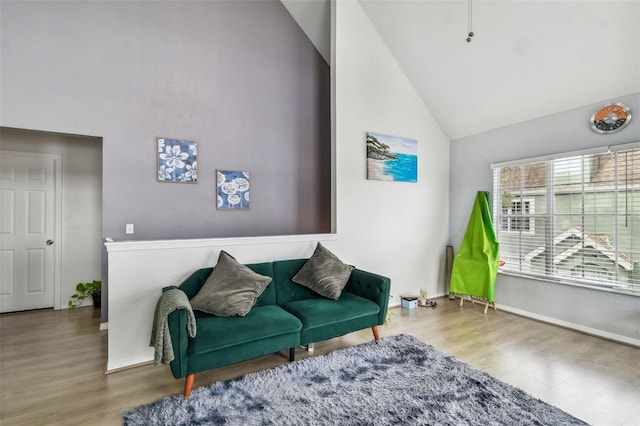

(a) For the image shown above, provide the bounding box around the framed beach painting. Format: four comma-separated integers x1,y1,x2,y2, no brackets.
217,170,250,210
157,138,198,183
366,132,417,182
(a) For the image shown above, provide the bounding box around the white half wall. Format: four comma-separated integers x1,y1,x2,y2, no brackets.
105,235,334,371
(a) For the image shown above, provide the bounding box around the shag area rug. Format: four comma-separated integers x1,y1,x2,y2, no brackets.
124,334,587,425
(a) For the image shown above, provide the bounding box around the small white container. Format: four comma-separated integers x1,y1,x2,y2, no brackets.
401,297,417,309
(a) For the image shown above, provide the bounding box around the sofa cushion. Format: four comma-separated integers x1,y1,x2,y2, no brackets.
190,251,271,316
178,267,214,300
188,305,302,355
179,262,276,306
281,293,381,345
292,243,354,300
280,292,379,332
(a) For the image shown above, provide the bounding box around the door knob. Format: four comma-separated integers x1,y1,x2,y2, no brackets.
46,240,54,245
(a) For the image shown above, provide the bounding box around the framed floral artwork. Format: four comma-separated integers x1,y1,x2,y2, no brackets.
157,138,198,183
217,170,250,210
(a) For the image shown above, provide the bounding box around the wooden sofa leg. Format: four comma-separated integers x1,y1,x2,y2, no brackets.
184,374,195,399
372,326,380,342
289,347,295,362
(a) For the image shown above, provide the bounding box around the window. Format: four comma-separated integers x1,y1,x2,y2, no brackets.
491,145,640,292
501,198,534,233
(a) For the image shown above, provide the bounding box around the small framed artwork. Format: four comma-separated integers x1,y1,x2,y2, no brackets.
157,137,198,183
217,170,250,210
366,131,417,182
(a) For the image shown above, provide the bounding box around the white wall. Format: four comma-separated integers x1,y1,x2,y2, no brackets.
329,0,450,303
0,128,103,309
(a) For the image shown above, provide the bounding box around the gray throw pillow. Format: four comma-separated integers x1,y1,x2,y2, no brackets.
190,251,271,316
292,243,354,300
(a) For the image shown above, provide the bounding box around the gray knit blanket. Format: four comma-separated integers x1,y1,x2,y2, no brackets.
150,288,197,365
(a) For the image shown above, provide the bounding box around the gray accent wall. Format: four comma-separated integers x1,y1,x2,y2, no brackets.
1,0,331,242
450,92,640,342
1,0,330,323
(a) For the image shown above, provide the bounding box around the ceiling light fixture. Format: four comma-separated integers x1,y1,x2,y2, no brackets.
466,0,475,42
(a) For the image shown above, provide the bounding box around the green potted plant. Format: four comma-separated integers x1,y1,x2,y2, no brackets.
68,280,102,308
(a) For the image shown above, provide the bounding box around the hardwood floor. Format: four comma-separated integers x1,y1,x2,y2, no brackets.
1,299,638,425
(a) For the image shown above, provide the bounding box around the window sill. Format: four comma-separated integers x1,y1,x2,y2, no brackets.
497,270,640,298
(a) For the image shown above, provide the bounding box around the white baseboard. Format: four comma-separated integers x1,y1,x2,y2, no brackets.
496,304,640,348
99,322,108,331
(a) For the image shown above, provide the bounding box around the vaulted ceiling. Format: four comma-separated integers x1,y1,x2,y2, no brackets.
283,0,640,141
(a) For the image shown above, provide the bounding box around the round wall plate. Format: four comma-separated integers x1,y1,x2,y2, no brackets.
590,103,632,134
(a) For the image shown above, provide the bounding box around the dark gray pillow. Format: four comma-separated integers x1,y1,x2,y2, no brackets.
292,243,354,300
190,251,271,316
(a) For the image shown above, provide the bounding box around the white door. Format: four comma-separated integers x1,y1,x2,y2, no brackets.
0,153,56,312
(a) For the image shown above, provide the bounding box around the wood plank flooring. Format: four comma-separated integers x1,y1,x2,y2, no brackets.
1,298,638,425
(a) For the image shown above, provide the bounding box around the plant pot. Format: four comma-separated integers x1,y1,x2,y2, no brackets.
93,291,102,308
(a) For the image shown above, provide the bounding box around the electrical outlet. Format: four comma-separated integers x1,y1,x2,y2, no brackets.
126,224,134,234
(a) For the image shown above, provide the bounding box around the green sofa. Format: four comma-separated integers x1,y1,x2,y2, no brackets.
166,258,390,397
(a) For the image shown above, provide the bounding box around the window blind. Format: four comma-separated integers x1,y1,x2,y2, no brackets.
492,146,639,292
